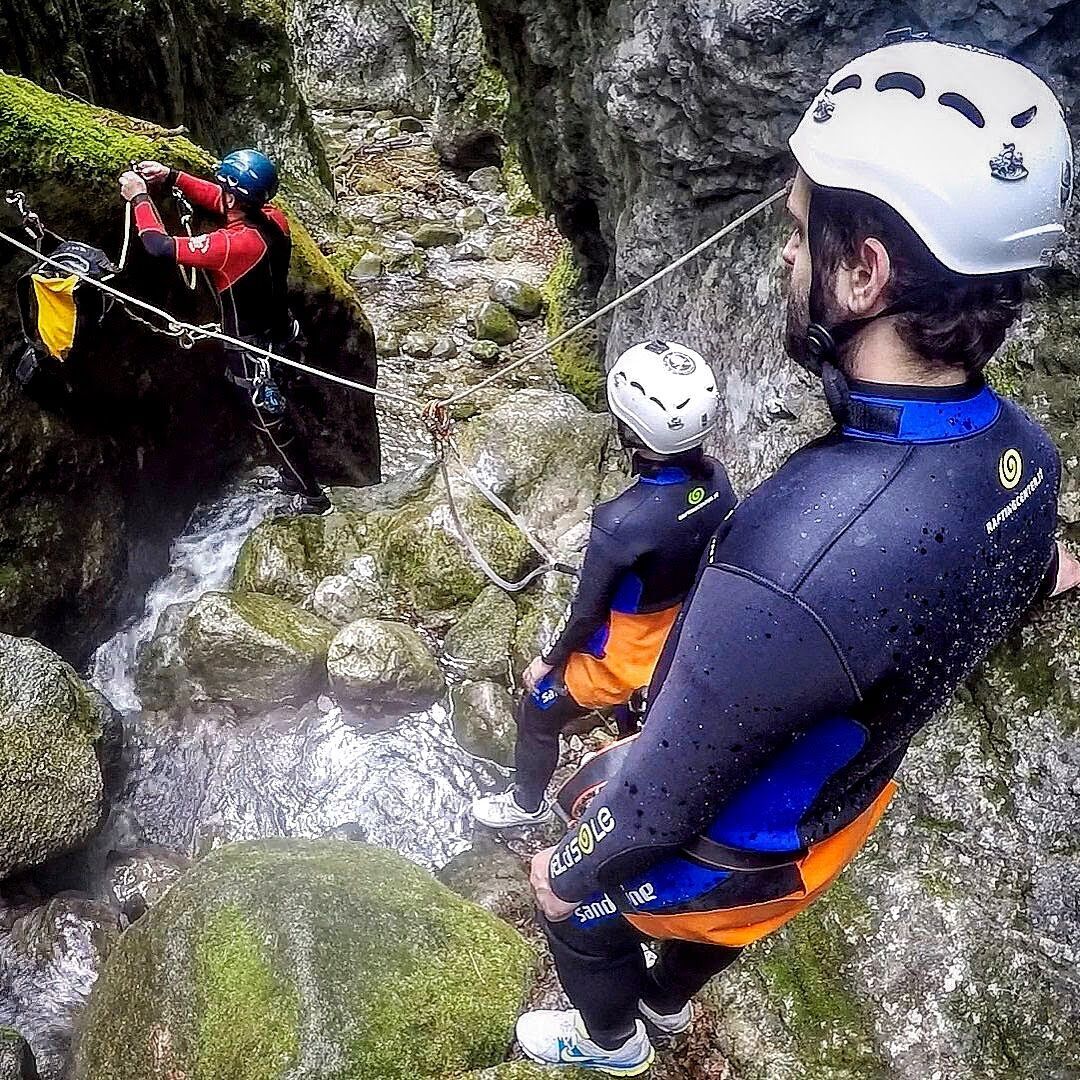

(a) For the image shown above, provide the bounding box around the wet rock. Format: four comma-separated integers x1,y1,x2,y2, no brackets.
474,302,520,345
311,560,388,627
402,331,439,358
327,619,446,716
439,831,533,927
490,278,545,320
456,205,488,232
444,585,517,681
374,109,395,122
0,895,120,1078
0,635,113,879
450,681,516,765
71,839,535,1080
134,601,196,712
414,222,464,249
489,236,515,261
349,251,383,280
0,1029,35,1080
400,116,425,133
376,331,402,357
452,240,489,261
513,574,577,672
178,592,335,709
106,847,190,923
431,337,460,361
469,340,502,365
468,166,504,193
454,389,612,551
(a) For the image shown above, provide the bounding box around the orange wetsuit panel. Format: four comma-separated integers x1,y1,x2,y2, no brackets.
563,605,680,709
624,780,897,947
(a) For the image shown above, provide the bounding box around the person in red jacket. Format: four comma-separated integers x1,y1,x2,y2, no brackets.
118,150,330,515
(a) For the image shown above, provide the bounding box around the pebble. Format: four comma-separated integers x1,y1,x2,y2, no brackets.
375,109,395,121
402,331,438,359
350,252,383,281
468,166,504,193
431,337,459,360
469,340,501,364
455,206,487,232
489,236,515,261
451,241,487,262
374,126,393,141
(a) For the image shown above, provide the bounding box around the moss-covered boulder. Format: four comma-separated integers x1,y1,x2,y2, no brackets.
72,839,536,1080
490,278,545,320
0,634,114,878
0,75,376,663
178,592,335,708
327,619,446,716
451,681,517,765
311,557,390,626
475,302,521,345
444,585,517,681
0,1027,35,1080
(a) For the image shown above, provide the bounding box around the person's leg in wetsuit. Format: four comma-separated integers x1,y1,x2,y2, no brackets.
226,349,329,513
539,911,741,1048
513,688,593,813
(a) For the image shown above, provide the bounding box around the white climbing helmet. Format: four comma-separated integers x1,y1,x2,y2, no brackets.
607,341,719,455
789,36,1073,275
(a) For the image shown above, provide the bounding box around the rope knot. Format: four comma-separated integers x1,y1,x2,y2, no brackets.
422,401,453,447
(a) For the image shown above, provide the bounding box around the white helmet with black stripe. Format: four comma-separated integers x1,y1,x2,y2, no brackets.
607,341,719,455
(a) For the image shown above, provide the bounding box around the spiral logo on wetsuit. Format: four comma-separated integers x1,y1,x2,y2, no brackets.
998,449,1024,491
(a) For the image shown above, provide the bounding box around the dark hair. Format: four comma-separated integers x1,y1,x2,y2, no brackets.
810,185,1024,375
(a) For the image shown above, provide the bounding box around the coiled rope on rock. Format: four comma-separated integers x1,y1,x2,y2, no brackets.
0,185,787,592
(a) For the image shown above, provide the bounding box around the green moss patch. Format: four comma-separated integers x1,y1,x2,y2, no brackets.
542,245,605,411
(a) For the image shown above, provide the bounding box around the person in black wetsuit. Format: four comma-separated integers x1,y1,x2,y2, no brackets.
118,150,331,515
472,340,736,829
515,36,1080,1075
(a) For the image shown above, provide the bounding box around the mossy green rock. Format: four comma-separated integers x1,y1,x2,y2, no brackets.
327,619,446,715
179,592,334,708
0,634,112,878
444,585,517,681
490,279,545,320
451,681,517,765
0,1026,35,1079
475,302,521,345
72,839,536,1080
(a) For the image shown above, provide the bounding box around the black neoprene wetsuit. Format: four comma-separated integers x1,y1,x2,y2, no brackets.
512,451,735,810
547,379,1061,913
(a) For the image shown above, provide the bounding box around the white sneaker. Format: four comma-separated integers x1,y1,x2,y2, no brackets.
516,1009,654,1075
638,998,693,1039
471,790,553,829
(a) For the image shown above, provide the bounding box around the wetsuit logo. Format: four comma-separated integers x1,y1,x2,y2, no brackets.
688,486,706,507
998,449,1023,490
187,234,212,254
662,350,697,375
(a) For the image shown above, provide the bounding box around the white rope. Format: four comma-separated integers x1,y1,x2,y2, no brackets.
437,186,789,408
0,225,424,408
116,201,133,273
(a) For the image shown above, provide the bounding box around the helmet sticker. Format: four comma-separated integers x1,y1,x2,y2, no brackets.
812,93,835,123
668,416,685,430
662,350,697,375
990,143,1029,182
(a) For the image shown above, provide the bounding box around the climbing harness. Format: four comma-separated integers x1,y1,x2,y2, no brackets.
0,183,786,591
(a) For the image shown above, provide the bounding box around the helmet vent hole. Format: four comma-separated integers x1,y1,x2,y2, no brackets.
1012,105,1038,128
649,396,667,410
875,72,926,99
630,380,647,395
674,398,691,410
939,93,985,128
831,74,862,94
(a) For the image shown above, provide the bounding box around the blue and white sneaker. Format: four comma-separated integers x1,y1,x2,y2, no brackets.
516,1009,654,1075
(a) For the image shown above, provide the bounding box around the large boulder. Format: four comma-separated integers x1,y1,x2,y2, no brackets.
0,76,377,664
443,585,518,681
178,592,335,708
0,635,115,878
71,839,536,1080
327,619,446,715
450,680,517,765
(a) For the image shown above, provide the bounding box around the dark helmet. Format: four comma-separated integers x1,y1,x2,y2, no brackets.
215,149,279,206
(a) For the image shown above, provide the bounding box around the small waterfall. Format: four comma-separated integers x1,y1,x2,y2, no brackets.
88,470,285,712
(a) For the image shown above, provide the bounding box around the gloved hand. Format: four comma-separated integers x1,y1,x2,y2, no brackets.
135,161,171,184
119,171,148,201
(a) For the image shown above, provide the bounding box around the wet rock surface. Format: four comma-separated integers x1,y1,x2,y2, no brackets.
0,636,114,879
0,1029,35,1080
451,680,517,765
444,585,518,681
72,839,535,1080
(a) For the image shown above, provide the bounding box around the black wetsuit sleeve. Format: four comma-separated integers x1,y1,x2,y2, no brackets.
1034,544,1060,602
542,521,635,667
546,564,861,903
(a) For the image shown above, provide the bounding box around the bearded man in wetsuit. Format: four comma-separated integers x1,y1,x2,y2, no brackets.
472,341,736,829
118,151,331,515
514,36,1080,1075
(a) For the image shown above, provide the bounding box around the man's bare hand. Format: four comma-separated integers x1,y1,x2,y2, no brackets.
530,846,576,922
523,656,554,694
1053,541,1080,597
135,161,171,184
119,171,147,201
